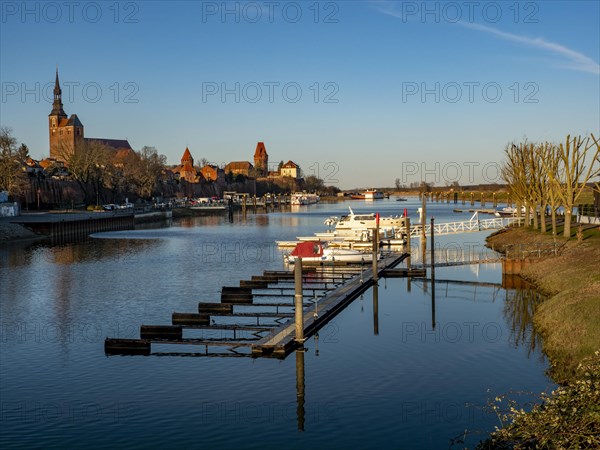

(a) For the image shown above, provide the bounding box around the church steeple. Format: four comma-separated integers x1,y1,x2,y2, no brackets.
49,67,67,118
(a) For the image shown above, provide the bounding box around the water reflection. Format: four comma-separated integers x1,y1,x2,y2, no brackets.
503,284,544,357
0,200,552,450
296,349,306,431
373,282,379,335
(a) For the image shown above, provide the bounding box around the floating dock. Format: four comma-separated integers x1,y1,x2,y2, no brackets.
105,253,415,358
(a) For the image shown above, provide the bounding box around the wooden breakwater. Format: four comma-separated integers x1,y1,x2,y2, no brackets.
105,253,416,358
10,211,134,242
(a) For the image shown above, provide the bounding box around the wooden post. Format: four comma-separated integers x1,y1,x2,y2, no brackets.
372,224,379,283
421,192,427,242
405,217,411,270
480,192,485,206
430,217,435,273
294,259,304,343
471,192,475,206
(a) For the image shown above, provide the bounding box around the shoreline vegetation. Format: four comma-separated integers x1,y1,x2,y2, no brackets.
481,224,600,448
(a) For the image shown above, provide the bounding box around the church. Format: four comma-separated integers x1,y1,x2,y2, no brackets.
48,69,133,162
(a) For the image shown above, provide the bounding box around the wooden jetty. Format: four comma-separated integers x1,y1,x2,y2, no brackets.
105,253,411,358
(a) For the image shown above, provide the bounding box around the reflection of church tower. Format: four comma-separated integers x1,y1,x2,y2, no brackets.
49,68,84,162
253,141,268,176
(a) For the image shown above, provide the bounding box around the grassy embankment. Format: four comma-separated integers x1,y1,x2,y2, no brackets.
487,223,600,382
480,219,599,448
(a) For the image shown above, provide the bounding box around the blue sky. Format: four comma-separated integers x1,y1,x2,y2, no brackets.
1,1,599,189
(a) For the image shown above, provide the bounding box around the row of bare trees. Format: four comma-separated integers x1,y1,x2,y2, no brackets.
502,134,599,237
0,127,168,205
58,140,167,205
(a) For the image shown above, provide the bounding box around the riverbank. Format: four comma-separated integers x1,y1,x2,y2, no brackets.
0,218,43,243
482,224,599,448
486,224,600,382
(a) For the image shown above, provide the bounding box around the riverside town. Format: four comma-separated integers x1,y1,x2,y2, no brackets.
1,2,599,449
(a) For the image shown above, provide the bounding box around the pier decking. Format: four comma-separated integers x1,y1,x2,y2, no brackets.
105,253,413,358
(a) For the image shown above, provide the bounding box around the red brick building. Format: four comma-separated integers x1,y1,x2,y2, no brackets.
48,69,132,162
253,142,268,176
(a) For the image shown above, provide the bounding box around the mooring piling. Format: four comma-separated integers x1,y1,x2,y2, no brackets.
294,258,305,343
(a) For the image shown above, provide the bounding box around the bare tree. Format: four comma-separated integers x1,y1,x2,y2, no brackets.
502,143,530,224
549,134,600,237
60,139,112,205
540,142,562,237
135,146,166,199
0,127,28,197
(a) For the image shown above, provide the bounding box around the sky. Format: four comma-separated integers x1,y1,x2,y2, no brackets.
1,0,599,189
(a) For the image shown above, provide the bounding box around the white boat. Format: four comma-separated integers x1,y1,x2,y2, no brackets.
328,207,406,235
284,241,374,264
495,206,525,217
351,189,385,200
291,192,320,205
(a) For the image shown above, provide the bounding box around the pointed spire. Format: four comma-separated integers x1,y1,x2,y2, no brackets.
181,147,194,166
54,66,60,92
49,66,67,118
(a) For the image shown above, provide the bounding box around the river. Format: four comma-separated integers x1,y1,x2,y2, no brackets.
0,198,553,449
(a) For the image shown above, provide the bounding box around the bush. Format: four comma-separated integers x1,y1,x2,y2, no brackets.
479,351,600,449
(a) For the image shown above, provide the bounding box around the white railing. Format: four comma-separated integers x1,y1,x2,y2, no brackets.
407,217,525,237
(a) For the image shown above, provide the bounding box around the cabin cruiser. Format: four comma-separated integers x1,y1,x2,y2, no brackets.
351,189,385,200
326,207,406,235
495,206,526,217
284,241,375,264
291,192,320,205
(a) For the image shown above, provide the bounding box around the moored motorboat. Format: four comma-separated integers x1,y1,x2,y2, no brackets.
291,192,320,205
494,206,525,217
327,207,406,235
284,241,375,264
351,189,385,200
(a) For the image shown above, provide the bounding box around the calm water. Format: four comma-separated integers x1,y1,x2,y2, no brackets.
0,199,553,449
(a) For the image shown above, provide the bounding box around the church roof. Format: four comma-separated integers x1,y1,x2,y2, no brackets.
182,147,193,162
254,142,267,157
66,114,83,127
225,161,253,171
85,138,133,151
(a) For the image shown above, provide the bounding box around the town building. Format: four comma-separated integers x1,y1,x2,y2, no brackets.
280,160,301,179
253,142,268,176
172,147,203,183
48,68,132,163
224,161,253,177
200,164,223,181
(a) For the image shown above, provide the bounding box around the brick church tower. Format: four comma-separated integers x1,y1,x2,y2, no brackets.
253,142,268,176
49,68,84,162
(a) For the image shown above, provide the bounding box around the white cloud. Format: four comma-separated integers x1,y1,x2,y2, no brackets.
458,22,600,75
371,1,600,75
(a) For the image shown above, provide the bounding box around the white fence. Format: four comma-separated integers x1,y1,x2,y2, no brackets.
408,216,525,237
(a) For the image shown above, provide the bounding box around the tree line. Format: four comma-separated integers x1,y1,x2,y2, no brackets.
0,126,167,205
502,134,599,237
